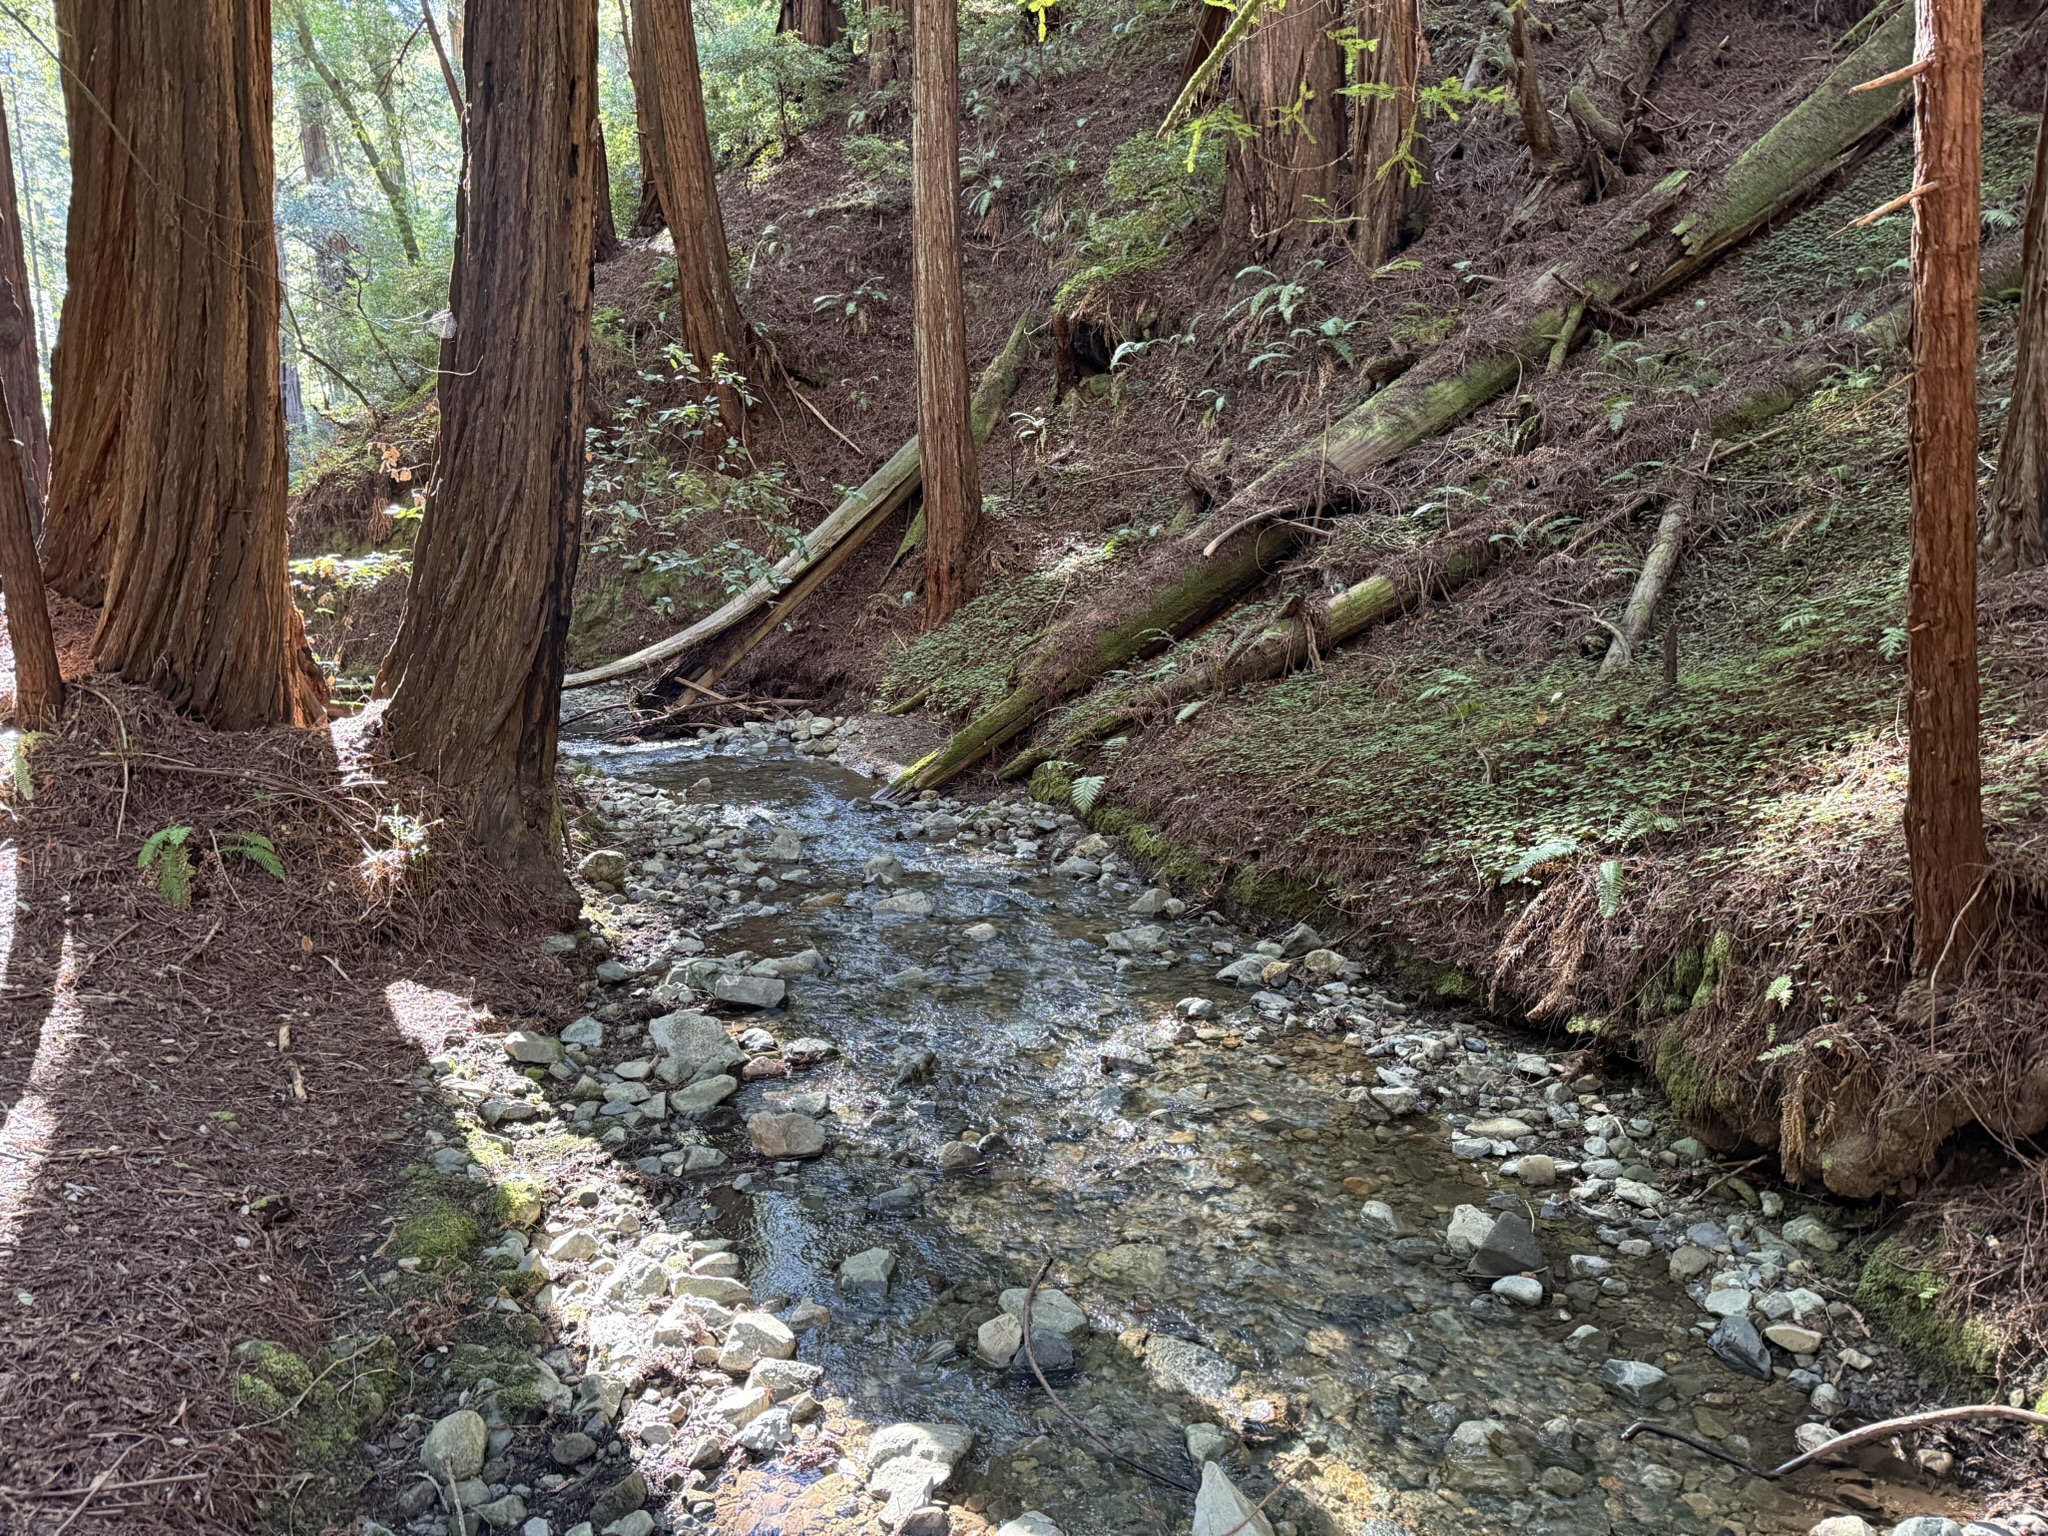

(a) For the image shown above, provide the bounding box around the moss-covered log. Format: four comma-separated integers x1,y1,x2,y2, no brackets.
1224,5,1915,519
892,523,1303,793
563,310,1032,692
1003,526,1503,777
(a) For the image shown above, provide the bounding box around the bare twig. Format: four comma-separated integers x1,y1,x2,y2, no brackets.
1624,1403,2048,1480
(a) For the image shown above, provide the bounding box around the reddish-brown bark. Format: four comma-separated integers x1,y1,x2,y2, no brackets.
1348,0,1425,264
0,102,45,506
631,0,749,431
869,0,911,90
1905,0,1988,970
0,278,57,728
83,0,326,730
378,0,597,885
779,0,846,46
41,0,130,604
593,110,621,262
1987,90,2048,573
911,0,978,626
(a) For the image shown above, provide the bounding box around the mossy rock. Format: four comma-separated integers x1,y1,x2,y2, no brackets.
233,1335,402,1478
492,1177,546,1230
1030,759,1077,806
1856,1236,2001,1384
392,1183,484,1269
443,1342,569,1420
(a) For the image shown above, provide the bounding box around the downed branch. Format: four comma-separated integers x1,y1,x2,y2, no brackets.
562,309,1034,692
891,521,1304,794
1005,522,1504,779
1623,1404,2048,1481
1222,4,1914,520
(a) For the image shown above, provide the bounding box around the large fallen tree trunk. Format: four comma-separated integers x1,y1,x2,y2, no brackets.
1222,4,1914,520
891,521,1304,793
562,310,1031,692
1000,523,1505,780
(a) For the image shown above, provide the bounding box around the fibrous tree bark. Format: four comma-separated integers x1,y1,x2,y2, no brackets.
869,0,910,90
911,0,979,627
631,0,749,428
592,109,621,261
1904,0,1987,971
1986,88,2048,573
1507,0,1564,174
0,97,47,504
379,0,597,883
41,0,131,605
779,0,846,46
79,0,326,730
1348,0,1426,264
0,143,56,730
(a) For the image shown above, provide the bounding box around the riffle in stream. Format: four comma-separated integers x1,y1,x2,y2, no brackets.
431,719,1949,1536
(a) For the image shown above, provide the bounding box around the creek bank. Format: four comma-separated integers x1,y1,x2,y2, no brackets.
335,715,2034,1536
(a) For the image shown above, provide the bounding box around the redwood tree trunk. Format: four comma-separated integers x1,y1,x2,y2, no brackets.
1905,0,1988,970
912,0,978,625
85,0,326,730
1348,0,1425,265
41,0,129,604
0,272,58,729
631,0,748,427
1987,91,2048,573
0,102,46,506
869,0,910,90
378,0,597,884
779,0,846,46
1224,0,1346,258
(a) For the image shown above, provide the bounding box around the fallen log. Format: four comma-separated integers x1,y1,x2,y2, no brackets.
1222,5,1915,520
999,524,1505,779
562,309,1034,692
890,521,1304,794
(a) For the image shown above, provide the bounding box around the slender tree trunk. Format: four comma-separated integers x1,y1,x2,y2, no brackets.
378,0,596,884
0,99,47,506
869,0,910,90
1177,0,1230,94
1224,0,1346,258
912,0,978,626
592,112,621,261
618,0,666,235
779,0,846,46
631,0,748,428
422,0,466,120
85,0,326,729
0,260,57,728
1348,0,1425,264
1508,0,1564,173
41,0,131,604
1987,91,2048,572
289,2,423,263
1905,0,1988,971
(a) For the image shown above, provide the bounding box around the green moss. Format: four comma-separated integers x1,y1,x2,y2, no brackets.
1030,759,1077,806
880,573,1075,718
492,1177,546,1230
233,1336,402,1478
1691,931,1735,1009
232,1339,315,1417
444,1342,563,1420
391,1176,487,1268
1857,1237,2001,1384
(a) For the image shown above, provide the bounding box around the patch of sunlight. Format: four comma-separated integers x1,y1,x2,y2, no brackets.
0,929,81,1260
384,979,476,1057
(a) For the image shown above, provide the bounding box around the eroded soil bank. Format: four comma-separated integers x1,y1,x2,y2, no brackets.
320,715,2043,1536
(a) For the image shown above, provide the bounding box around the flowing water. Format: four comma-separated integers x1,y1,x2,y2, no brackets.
544,722,1924,1536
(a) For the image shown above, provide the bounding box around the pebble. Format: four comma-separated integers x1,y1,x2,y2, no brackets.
1764,1323,1825,1354
996,1515,1066,1536
1193,1461,1275,1536
936,1140,982,1172
421,1409,488,1481
1445,1205,1495,1256
1593,1359,1670,1407
1806,1522,1876,1536
1513,1153,1558,1186
747,1111,827,1158
1708,1315,1773,1381
977,1313,1024,1366
1144,1334,1239,1399
1887,1522,1964,1536
718,1310,797,1372
999,1286,1088,1339
1782,1214,1841,1252
549,1432,597,1466
1492,1274,1544,1306
839,1247,898,1296
866,1423,974,1524
502,1031,563,1065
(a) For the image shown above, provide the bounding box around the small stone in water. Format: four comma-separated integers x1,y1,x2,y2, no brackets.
1593,1359,1670,1407
1491,1274,1544,1306
839,1247,898,1297
1445,1205,1495,1257
936,1140,981,1173
1513,1154,1557,1186
1765,1323,1824,1354
976,1313,1023,1366
748,1111,827,1158
1708,1315,1773,1381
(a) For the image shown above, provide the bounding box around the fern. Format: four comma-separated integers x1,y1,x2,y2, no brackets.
1764,974,1794,1008
219,832,285,880
1500,835,1581,885
1596,859,1626,919
139,826,195,909
1071,774,1106,814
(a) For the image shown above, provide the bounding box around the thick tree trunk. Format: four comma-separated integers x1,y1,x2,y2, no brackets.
1508,0,1565,175
592,111,621,262
1904,0,1987,971
912,0,979,627
779,0,846,46
0,277,57,728
632,0,748,428
869,0,911,90
1224,0,1347,258
1348,0,1425,265
84,0,325,730
379,0,597,883
0,100,47,505
1223,5,1915,518
1986,93,2048,573
41,0,131,605
289,2,423,263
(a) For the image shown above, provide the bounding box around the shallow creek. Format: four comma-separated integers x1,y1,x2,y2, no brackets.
526,723,1938,1536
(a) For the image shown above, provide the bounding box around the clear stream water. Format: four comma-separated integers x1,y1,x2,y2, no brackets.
550,726,1930,1536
